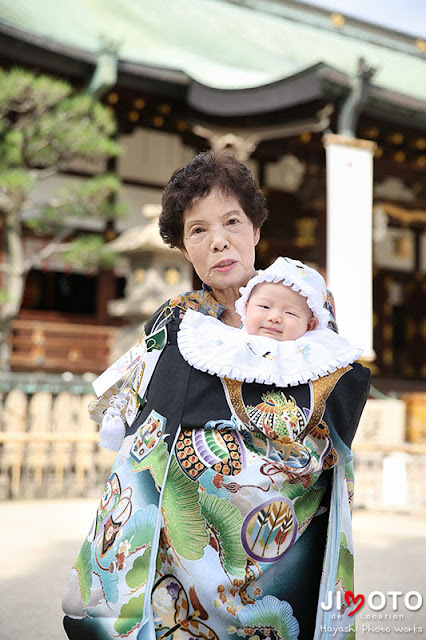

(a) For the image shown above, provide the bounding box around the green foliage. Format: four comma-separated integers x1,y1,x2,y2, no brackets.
0,66,125,283
0,67,121,169
0,68,72,122
62,235,119,270
0,169,36,213
25,174,125,233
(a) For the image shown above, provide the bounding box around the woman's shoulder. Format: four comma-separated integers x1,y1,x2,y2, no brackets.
144,287,225,335
347,361,372,388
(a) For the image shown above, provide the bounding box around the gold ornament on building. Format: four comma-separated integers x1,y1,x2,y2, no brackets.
330,12,345,28
388,132,404,145
383,323,393,341
133,98,146,109
363,127,379,139
405,318,417,341
294,217,317,248
393,150,406,163
383,301,392,317
382,348,393,366
128,111,140,122
299,132,311,143
152,116,165,128
164,267,181,286
414,138,426,150
158,103,171,115
415,38,426,52
107,92,119,104
379,202,426,225
134,269,146,284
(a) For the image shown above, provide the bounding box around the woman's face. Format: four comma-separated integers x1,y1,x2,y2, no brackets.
182,188,260,298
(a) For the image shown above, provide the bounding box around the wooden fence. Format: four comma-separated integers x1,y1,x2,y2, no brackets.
0,388,115,499
1,385,426,509
10,319,118,374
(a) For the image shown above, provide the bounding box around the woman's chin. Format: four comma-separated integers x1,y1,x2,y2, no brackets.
208,269,251,295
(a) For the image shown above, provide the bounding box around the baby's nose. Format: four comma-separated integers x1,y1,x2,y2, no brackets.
268,310,282,323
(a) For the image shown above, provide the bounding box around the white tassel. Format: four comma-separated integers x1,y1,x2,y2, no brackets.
99,395,127,451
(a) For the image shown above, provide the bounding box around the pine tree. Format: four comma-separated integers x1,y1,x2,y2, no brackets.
0,67,124,370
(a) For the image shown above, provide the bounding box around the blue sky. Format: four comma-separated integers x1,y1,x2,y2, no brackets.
301,0,426,38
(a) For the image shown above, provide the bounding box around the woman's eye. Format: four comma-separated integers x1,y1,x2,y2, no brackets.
192,227,204,234
227,218,239,225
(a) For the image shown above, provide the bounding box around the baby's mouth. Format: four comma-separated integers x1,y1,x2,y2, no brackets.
261,326,281,334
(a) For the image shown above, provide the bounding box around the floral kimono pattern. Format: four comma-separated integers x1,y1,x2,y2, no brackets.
63,291,370,640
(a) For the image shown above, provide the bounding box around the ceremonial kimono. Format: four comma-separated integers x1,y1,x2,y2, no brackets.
63,289,370,640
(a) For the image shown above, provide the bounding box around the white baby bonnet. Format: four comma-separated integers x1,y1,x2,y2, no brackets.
235,256,330,330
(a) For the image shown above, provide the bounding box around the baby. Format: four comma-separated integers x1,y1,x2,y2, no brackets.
243,280,318,341
235,255,331,341
178,256,362,389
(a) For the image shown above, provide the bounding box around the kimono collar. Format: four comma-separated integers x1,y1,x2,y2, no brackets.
177,309,363,388
168,286,226,320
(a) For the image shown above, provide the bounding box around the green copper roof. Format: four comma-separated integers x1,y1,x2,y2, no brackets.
0,0,425,102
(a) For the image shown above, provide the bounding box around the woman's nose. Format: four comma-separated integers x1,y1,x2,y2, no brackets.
210,228,230,252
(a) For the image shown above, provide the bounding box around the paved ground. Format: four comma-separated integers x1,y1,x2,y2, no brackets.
2,500,426,640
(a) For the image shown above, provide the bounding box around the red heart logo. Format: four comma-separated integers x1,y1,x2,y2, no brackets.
345,590,365,616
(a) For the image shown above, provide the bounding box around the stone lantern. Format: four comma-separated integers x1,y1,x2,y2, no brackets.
107,204,193,358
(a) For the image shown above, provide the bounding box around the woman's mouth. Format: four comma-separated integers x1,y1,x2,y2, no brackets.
213,259,236,272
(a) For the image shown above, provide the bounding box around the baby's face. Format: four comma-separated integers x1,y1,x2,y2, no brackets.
244,281,318,341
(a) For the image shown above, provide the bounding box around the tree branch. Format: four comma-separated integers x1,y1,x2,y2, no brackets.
22,228,73,272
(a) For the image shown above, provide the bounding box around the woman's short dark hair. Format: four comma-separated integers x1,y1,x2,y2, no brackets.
159,150,269,248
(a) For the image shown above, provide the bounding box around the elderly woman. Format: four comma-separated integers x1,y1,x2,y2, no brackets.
63,151,370,640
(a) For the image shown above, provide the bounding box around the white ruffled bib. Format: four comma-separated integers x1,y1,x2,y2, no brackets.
177,309,363,387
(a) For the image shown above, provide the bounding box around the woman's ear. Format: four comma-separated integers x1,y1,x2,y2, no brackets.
307,316,319,332
254,227,260,246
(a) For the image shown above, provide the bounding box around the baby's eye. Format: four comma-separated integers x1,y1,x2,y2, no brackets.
259,304,270,309
286,311,297,317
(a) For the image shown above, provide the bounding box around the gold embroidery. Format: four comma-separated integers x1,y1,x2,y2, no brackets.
222,377,251,426
303,366,352,436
